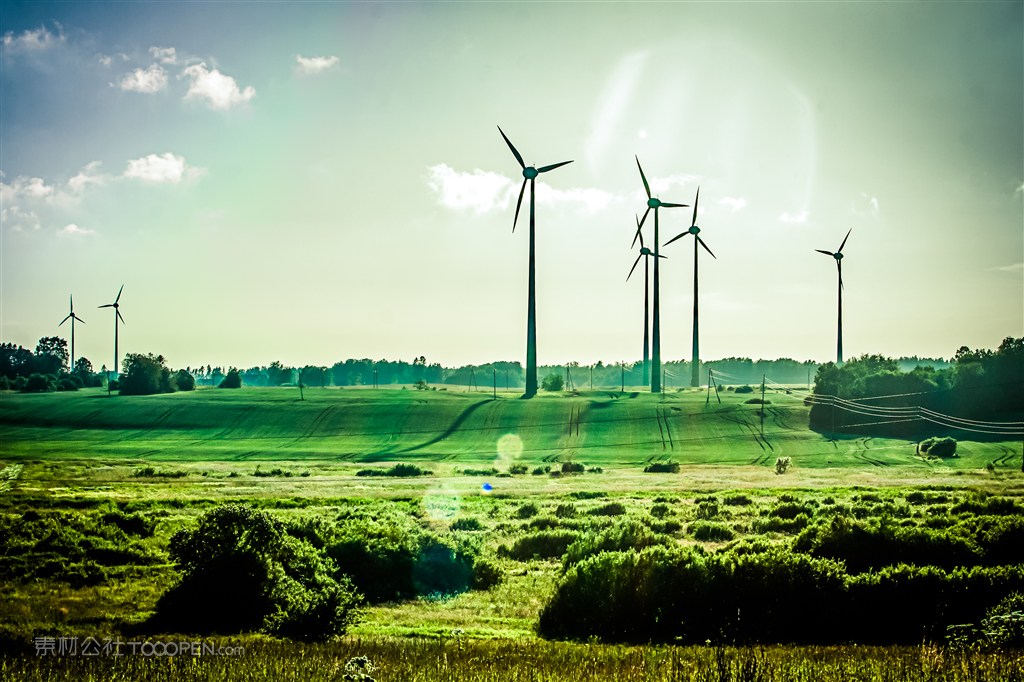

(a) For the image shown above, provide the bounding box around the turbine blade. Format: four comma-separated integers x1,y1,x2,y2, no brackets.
497,126,525,169
838,228,852,253
626,254,642,281
638,207,650,231
632,215,644,249
75,315,85,324
537,160,573,173
117,310,125,324
657,253,667,259
691,186,700,227
636,156,651,198
663,231,690,247
98,304,114,309
70,294,74,312
698,236,717,259
838,261,844,290
815,249,834,257
513,179,527,232
115,284,124,304
59,314,71,326
659,202,688,208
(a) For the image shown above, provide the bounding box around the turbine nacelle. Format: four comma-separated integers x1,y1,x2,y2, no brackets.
523,167,538,180
647,197,661,209
834,252,844,261
689,225,700,235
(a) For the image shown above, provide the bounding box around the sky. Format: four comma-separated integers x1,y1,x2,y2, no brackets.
1,1,1021,372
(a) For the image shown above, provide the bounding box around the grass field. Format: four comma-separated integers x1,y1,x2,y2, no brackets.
1,387,1022,680
1,386,1020,472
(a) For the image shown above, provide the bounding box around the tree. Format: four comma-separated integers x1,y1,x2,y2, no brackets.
0,343,33,379
541,373,564,392
34,336,68,376
120,353,175,396
267,361,293,386
175,369,196,391
219,368,242,389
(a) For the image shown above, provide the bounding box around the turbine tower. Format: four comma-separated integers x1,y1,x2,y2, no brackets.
816,229,852,364
498,126,573,398
664,187,717,387
635,157,688,393
98,285,125,376
629,214,664,387
58,294,85,371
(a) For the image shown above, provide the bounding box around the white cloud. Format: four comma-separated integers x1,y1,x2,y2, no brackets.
718,197,748,212
1015,182,1024,197
427,164,512,213
296,54,340,75
149,46,177,64
427,163,617,215
60,223,94,236
2,176,54,200
647,173,698,197
181,63,255,110
98,55,112,67
118,64,168,93
124,153,204,184
1,206,42,232
67,161,107,194
2,25,63,52
778,210,809,224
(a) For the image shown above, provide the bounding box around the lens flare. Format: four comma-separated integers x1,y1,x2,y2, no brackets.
423,486,461,521
494,433,524,470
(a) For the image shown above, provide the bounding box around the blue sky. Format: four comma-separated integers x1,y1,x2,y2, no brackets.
2,1,1021,371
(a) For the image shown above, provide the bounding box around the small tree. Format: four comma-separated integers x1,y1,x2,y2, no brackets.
175,369,196,391
541,373,564,392
120,353,175,396
775,457,792,475
219,368,242,389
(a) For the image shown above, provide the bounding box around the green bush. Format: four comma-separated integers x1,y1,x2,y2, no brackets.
355,463,433,478
554,503,578,518
515,502,540,519
588,502,626,517
153,504,361,641
175,369,196,391
644,461,680,473
563,521,671,569
723,494,753,506
499,531,581,561
919,436,957,457
450,517,484,532
22,373,56,393
690,522,734,542
219,369,242,388
541,373,564,392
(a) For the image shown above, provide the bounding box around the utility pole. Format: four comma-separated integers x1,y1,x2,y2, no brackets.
299,369,304,401
621,363,625,393
760,374,766,438
373,369,378,390
590,364,593,391
493,368,497,399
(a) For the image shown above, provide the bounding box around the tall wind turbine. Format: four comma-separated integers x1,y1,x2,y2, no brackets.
635,157,688,393
816,228,852,364
498,126,573,398
628,214,664,387
58,295,85,371
98,285,125,376
664,187,716,387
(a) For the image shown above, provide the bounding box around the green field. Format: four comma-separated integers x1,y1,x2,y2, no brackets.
1,386,1020,472
2,387,1023,681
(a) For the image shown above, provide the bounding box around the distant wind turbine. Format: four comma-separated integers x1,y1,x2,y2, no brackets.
627,214,665,387
816,228,852,364
58,294,85,371
635,157,688,393
98,285,125,376
664,187,717,387
498,125,573,398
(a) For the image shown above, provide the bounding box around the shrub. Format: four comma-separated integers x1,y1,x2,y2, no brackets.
499,530,581,561
650,503,671,519
735,385,754,393
153,504,361,641
531,466,551,475
563,520,671,569
644,461,679,473
774,457,791,474
695,501,719,520
541,373,564,392
560,461,585,474
690,522,735,542
355,464,432,478
554,503,578,518
723,494,753,506
22,373,56,393
515,502,540,519
920,437,957,458
57,375,81,391
219,369,242,388
588,502,626,517
508,464,528,475
450,517,483,532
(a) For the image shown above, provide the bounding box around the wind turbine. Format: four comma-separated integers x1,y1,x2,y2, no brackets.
816,229,852,364
627,214,665,387
498,125,573,398
58,295,85,372
98,285,125,376
635,157,688,393
664,187,716,387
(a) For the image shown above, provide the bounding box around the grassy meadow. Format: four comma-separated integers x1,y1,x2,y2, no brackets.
1,386,1022,680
